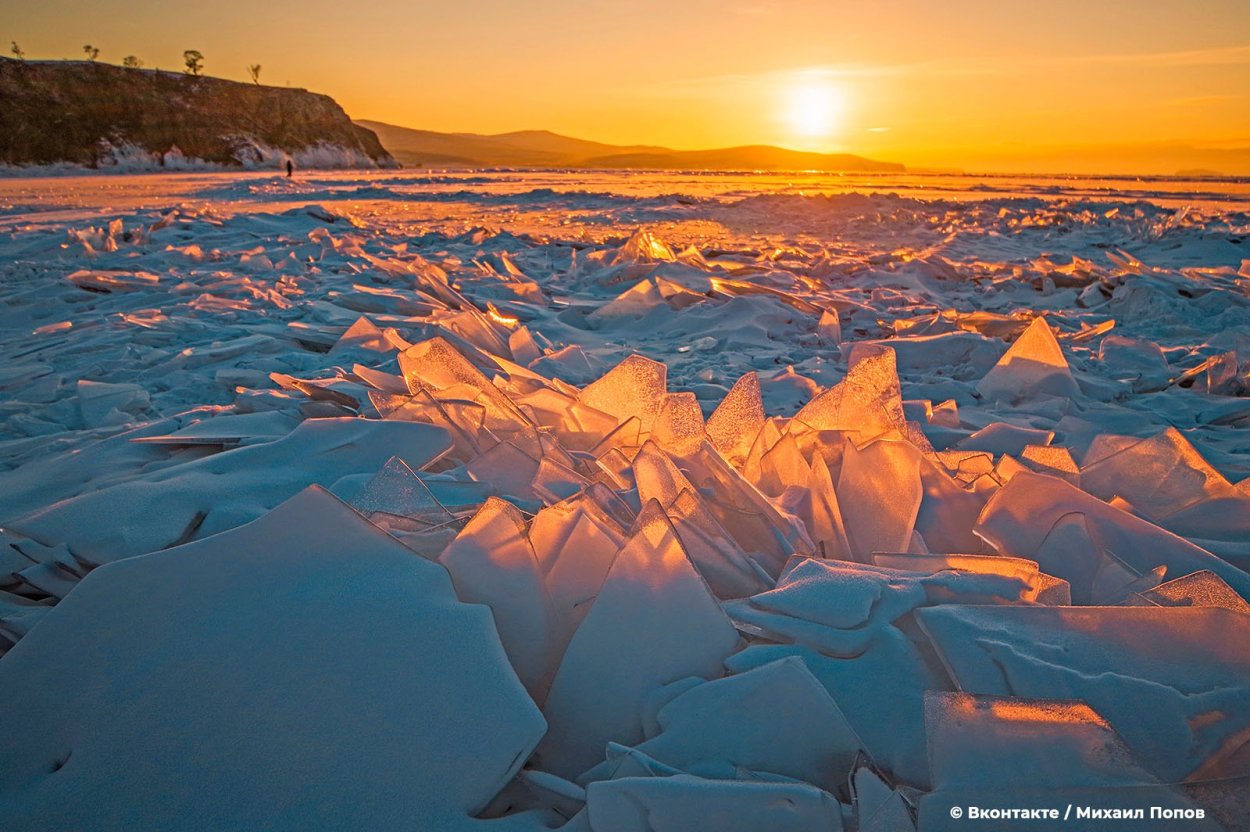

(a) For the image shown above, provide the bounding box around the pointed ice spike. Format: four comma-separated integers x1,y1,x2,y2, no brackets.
914,452,995,554
667,489,769,599
683,439,814,569
508,325,543,367
611,228,677,265
756,432,811,498
536,499,739,778
650,392,707,457
398,336,538,450
440,497,559,704
793,348,905,442
532,499,627,645
578,354,667,433
836,438,923,562
817,308,842,344
975,316,1079,401
1081,427,1233,522
705,371,765,466
798,452,853,560
1131,570,1250,613
586,278,668,327
976,471,1250,602
463,440,541,499
330,316,391,356
632,440,697,510
741,417,783,484
351,456,454,523
531,456,591,505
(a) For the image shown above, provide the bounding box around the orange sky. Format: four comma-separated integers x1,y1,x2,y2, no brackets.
6,0,1250,174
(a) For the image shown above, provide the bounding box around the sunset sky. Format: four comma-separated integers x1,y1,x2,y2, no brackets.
6,0,1250,173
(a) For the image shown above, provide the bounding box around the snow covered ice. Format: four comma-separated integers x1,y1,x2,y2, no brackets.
1,169,1250,830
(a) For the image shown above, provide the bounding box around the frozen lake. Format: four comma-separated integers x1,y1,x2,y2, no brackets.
0,168,1248,829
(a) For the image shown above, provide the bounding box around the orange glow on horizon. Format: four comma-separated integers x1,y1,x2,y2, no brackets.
6,0,1250,174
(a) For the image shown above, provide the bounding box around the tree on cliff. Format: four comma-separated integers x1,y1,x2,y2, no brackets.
123,56,144,69
183,50,204,76
83,45,100,62
248,64,262,85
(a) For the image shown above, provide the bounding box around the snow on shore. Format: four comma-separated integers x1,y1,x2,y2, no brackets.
0,140,387,177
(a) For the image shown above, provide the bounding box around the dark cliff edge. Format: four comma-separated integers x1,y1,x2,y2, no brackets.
0,58,394,169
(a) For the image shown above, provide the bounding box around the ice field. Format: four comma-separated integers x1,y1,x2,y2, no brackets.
1,169,1249,830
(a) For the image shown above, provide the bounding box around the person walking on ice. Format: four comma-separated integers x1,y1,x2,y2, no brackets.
285,158,294,178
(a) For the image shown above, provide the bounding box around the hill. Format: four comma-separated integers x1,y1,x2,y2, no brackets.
357,120,902,172
0,58,393,169
356,121,666,168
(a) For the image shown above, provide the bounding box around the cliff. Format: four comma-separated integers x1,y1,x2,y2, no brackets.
0,58,393,169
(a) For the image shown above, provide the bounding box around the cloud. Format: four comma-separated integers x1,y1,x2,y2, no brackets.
1061,44,1250,69
914,44,1250,78
1158,94,1243,109
637,43,1250,95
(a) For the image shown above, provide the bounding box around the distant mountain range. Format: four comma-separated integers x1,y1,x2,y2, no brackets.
357,120,904,172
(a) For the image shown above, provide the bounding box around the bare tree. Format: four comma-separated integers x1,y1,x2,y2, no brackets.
183,49,204,76
123,55,143,69
10,41,24,61
83,44,100,62
248,64,261,85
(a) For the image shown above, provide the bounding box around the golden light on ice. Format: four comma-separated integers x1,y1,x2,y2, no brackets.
782,78,846,142
487,303,520,328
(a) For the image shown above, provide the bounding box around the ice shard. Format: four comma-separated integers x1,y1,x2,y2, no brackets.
5,419,453,562
836,438,923,561
975,316,1079,401
917,692,1218,832
578,354,668,433
650,392,708,458
440,498,558,702
793,349,906,442
1081,427,1243,525
536,501,740,778
627,657,860,791
0,487,545,831
705,371,765,467
916,605,1250,783
531,497,627,647
976,470,1250,601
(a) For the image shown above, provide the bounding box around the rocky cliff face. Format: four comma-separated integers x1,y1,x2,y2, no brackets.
0,58,394,169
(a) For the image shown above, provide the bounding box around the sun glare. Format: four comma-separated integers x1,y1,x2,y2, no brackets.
782,78,846,143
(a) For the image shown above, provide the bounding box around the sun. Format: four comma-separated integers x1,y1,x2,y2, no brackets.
782,79,846,143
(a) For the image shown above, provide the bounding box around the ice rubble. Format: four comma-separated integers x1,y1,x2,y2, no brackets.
917,693,1221,831
1,173,1250,829
6,418,453,563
